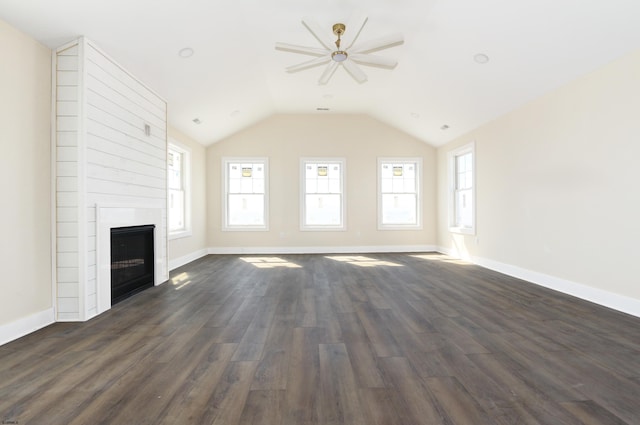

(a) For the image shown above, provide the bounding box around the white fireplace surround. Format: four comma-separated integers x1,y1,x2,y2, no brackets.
96,204,167,314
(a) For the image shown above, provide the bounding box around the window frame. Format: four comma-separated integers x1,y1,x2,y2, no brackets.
448,142,476,235
377,157,423,230
300,157,346,231
222,157,269,231
167,140,192,240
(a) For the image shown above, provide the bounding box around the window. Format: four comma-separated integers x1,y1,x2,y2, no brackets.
378,158,422,229
448,142,475,234
168,141,191,239
223,158,268,230
301,158,345,230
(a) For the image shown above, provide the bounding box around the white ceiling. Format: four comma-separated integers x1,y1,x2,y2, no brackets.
2,0,639,147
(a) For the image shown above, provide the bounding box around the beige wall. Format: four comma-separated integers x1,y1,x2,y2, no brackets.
168,127,208,263
0,19,52,326
437,49,640,302
206,114,436,250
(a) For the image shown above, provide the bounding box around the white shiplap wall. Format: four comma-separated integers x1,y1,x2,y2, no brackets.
54,38,167,321
55,42,81,321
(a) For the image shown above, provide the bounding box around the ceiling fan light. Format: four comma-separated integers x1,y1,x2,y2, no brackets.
331,51,348,62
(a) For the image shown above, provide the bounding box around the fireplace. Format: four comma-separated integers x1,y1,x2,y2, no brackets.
96,205,166,316
111,225,155,305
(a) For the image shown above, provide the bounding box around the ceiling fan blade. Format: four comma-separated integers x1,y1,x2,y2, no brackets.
302,16,337,50
349,53,397,69
319,61,339,85
342,60,368,84
350,33,404,54
286,56,331,73
341,13,368,50
275,42,328,56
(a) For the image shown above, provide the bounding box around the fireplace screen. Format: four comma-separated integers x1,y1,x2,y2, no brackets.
110,225,155,305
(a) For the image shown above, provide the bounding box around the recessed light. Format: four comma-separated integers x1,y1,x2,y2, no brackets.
316,107,330,111
474,53,489,64
178,47,194,58
440,124,449,130
192,118,201,124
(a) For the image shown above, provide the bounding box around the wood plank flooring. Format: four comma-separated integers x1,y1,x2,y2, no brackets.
1,253,639,424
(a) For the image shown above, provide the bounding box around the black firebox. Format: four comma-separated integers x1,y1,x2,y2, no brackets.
110,225,155,305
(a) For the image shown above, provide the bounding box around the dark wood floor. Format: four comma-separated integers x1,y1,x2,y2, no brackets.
1,253,639,424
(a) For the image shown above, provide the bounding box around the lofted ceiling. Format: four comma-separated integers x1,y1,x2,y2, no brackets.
1,0,640,147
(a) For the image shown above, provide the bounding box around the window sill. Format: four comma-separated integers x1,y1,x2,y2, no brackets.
449,226,475,235
300,226,347,232
222,226,269,232
169,229,192,240
378,222,423,230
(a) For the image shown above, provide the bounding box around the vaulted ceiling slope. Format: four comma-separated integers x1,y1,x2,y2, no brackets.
2,0,639,147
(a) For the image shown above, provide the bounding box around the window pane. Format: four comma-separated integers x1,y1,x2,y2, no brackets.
228,194,265,226
229,164,242,179
404,179,416,193
168,150,182,190
252,163,264,179
228,162,266,195
456,189,473,228
404,164,415,179
381,163,393,179
316,178,329,193
305,164,316,179
328,178,340,193
306,178,318,193
391,178,404,193
253,178,264,193
328,164,340,178
228,178,241,193
169,189,184,231
305,194,341,226
381,178,393,193
239,177,253,193
382,194,417,225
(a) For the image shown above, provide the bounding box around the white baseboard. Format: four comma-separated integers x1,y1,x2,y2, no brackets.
207,245,437,255
437,246,640,318
168,248,209,271
0,308,55,347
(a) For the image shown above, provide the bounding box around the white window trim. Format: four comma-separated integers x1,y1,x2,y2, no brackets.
168,139,192,240
222,157,269,231
448,141,476,235
300,157,347,231
377,157,423,230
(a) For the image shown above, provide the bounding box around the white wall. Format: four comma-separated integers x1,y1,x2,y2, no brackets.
437,49,640,313
54,38,168,321
0,19,53,338
168,127,208,268
206,114,436,252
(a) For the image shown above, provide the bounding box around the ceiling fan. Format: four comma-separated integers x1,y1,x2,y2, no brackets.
275,15,404,85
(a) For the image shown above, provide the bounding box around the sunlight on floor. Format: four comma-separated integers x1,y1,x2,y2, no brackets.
240,257,302,268
171,272,192,290
325,255,403,267
410,254,472,266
